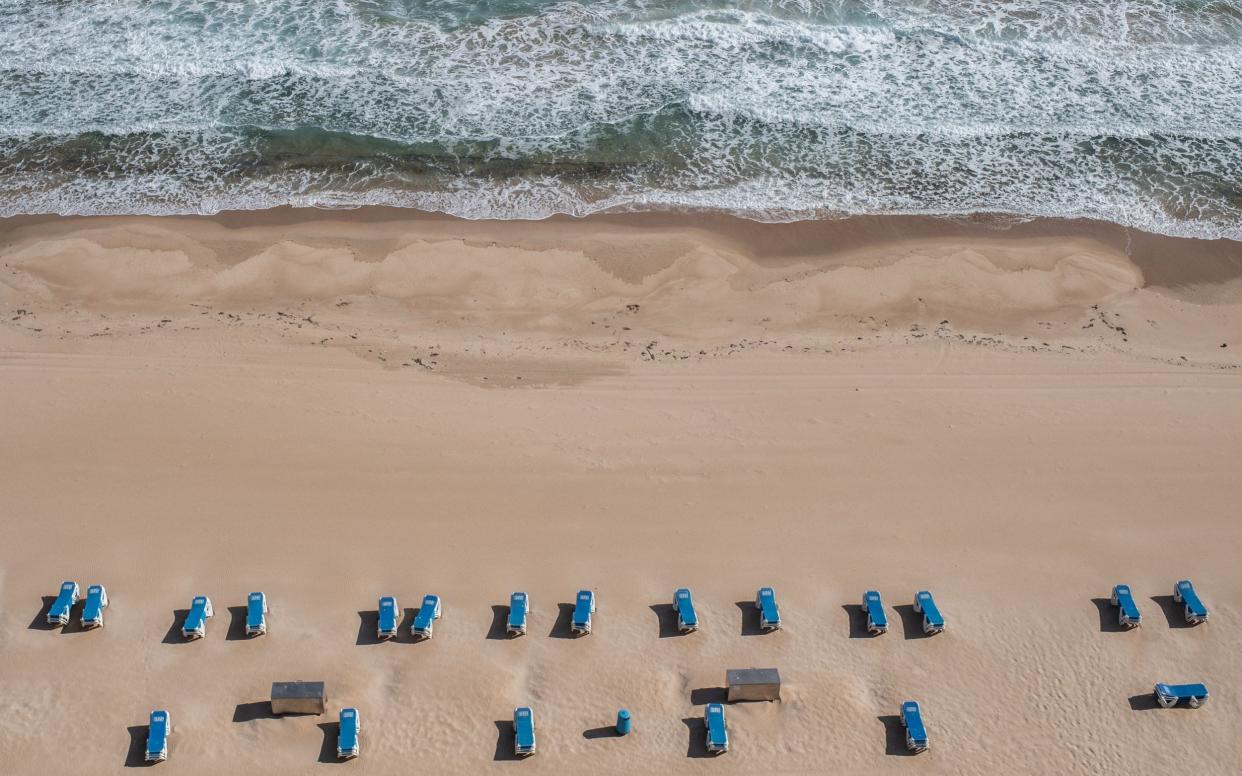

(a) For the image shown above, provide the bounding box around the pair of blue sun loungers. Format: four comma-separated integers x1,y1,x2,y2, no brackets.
178,592,268,639
144,706,363,762
507,590,594,637
46,581,108,629
860,590,945,636
1110,580,1209,628
376,594,443,640
672,587,783,633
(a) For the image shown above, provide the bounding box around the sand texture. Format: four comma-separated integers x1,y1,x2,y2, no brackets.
1,211,1240,775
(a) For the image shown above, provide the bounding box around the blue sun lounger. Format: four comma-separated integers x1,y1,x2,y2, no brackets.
1173,580,1208,625
145,710,171,762
901,700,929,752
47,581,79,627
81,584,108,629
1110,584,1141,629
914,590,944,635
674,588,699,633
245,592,268,636
705,702,729,754
571,590,595,636
181,595,213,640
1155,682,1209,708
412,594,442,639
514,706,536,756
507,592,529,637
337,707,360,759
377,596,399,640
862,590,888,635
756,587,781,631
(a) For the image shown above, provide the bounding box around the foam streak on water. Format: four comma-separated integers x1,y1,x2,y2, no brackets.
1,0,1241,238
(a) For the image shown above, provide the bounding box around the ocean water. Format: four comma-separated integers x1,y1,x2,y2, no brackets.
1,0,1241,238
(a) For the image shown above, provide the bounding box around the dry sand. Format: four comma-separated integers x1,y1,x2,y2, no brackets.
0,210,1240,775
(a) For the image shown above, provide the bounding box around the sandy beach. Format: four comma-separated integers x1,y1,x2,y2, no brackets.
1,210,1240,775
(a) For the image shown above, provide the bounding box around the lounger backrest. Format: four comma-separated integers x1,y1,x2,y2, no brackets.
903,702,927,740
148,712,168,750
1178,581,1207,613
675,589,696,621
917,591,943,623
706,704,727,742
509,593,527,624
865,592,887,624
759,588,779,619
378,597,397,629
339,709,358,746
514,708,534,744
573,592,592,621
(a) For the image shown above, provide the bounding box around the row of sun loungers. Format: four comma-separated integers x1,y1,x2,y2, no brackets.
46,580,1212,643
145,676,1218,765
1110,580,1210,628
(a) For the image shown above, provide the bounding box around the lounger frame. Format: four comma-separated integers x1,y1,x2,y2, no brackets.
245,591,268,637
377,596,399,640
337,707,361,759
913,590,944,635
1172,580,1208,625
145,710,171,762
570,590,596,636
514,706,537,756
507,592,529,637
47,581,79,627
674,587,699,633
862,590,888,635
1110,584,1141,629
412,594,442,639
181,595,213,640
81,584,108,629
755,587,781,631
704,703,729,754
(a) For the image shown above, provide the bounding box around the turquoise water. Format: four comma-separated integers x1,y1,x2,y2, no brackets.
1,0,1241,237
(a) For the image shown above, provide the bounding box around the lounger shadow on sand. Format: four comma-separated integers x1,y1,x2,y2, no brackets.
124,725,151,768
877,715,915,756
28,596,60,631
1150,596,1194,629
1128,693,1161,711
649,604,681,638
734,601,764,636
492,720,518,761
894,605,929,639
548,603,576,639
226,606,250,641
486,605,510,640
680,717,712,758
317,722,340,763
841,604,872,638
355,611,380,645
1091,598,1127,633
161,610,191,645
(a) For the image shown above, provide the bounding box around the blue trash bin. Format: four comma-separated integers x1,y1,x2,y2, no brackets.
616,709,632,735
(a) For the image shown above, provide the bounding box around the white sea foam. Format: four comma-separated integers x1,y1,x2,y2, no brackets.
0,0,1240,238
